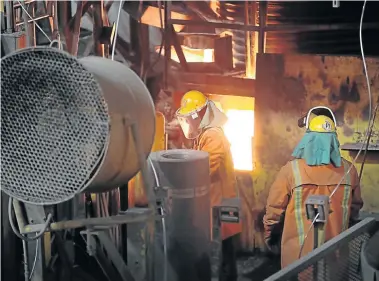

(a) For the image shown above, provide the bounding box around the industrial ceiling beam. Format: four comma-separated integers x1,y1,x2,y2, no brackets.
169,24,189,71
168,19,379,33
258,1,267,54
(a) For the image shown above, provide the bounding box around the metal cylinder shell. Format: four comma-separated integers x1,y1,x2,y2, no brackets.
0,47,155,204
149,149,211,281
79,56,156,193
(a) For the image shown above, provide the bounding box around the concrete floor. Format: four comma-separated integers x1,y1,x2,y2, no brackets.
237,255,281,281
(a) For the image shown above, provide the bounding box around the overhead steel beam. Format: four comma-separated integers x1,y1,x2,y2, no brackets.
168,19,379,33
258,1,267,54
169,24,188,71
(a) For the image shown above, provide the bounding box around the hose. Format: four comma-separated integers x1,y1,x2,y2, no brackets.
298,0,372,259
8,198,53,242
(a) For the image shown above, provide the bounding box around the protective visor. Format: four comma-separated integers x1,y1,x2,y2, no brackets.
176,104,207,139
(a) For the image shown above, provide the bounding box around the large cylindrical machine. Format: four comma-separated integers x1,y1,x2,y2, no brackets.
148,149,211,281
0,47,156,205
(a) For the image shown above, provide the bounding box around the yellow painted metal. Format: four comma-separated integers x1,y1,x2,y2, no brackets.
129,112,166,206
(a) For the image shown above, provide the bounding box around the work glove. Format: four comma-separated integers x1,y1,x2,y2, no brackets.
265,238,281,256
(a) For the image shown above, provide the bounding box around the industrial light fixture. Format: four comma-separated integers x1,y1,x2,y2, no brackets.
332,0,340,8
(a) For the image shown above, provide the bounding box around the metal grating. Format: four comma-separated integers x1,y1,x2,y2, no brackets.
264,218,377,281
1,47,110,205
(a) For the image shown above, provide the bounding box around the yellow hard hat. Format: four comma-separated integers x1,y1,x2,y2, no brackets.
177,90,208,115
308,115,336,133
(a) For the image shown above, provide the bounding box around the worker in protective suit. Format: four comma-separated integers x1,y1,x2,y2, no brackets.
176,90,241,281
263,106,363,269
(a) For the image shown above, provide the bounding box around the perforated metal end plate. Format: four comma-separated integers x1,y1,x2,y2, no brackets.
1,47,110,205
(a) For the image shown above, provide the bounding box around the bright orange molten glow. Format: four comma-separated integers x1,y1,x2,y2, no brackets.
156,46,214,63
210,96,255,171
224,110,254,171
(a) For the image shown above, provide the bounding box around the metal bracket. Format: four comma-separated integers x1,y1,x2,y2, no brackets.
219,198,241,223
81,230,143,281
21,208,157,234
305,195,330,223
211,198,241,280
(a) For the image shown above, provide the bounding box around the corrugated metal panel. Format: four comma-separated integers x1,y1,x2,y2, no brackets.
265,1,379,55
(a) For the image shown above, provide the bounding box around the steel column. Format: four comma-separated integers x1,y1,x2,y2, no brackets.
258,2,267,54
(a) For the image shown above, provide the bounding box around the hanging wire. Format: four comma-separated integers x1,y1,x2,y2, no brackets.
17,0,52,43
49,34,63,50
298,0,373,259
28,239,39,280
111,0,124,61
358,102,379,180
148,157,168,281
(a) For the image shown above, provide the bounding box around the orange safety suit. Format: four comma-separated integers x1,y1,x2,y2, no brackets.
193,127,242,240
263,158,363,268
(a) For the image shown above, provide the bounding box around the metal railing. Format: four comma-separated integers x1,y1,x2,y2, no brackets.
264,217,377,281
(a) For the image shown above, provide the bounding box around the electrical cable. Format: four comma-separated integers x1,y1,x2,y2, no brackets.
49,37,63,50
298,0,373,259
8,198,53,242
358,102,379,181
298,213,319,258
148,157,168,281
28,239,39,280
17,0,52,43
111,0,124,61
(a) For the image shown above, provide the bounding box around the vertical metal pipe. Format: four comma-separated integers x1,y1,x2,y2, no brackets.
244,1,252,78
30,3,36,46
5,1,13,33
258,2,267,54
52,0,59,40
93,0,105,57
101,0,110,58
21,1,32,47
22,240,30,281
71,1,83,56
163,1,171,90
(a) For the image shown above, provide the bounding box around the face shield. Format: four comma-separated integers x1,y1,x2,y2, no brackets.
176,104,207,139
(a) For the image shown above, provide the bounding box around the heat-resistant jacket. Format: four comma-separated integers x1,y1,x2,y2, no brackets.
263,158,363,268
194,127,242,240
